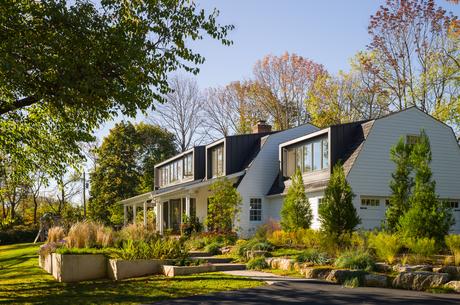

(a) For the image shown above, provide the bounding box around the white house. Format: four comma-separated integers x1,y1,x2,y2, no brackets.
120,107,460,235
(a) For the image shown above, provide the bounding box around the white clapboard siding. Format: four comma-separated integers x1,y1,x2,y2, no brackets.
347,108,460,233
236,124,319,237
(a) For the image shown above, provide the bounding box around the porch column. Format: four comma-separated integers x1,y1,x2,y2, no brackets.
123,205,128,226
158,202,164,235
133,204,137,224
185,195,191,218
143,201,147,226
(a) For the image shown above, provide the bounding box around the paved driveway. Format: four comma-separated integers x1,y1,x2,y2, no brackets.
152,279,460,305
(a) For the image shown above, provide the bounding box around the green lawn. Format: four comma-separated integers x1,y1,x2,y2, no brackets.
0,243,263,305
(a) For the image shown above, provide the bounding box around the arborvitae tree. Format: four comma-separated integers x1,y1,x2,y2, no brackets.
205,178,242,233
384,137,414,232
398,130,453,242
319,163,360,241
280,169,313,231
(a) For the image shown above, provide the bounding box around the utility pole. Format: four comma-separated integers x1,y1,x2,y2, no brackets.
82,171,86,218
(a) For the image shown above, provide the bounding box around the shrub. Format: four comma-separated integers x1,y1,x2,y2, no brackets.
319,163,360,242
117,236,187,260
235,239,274,260
299,229,323,249
47,226,66,243
205,242,222,255
246,257,268,270
255,219,281,240
267,230,295,247
180,215,203,236
368,232,402,264
334,250,375,272
205,178,242,232
445,234,460,266
296,249,329,265
405,237,437,263
0,225,38,245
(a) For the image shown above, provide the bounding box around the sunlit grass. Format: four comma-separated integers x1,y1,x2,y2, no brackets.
0,243,263,305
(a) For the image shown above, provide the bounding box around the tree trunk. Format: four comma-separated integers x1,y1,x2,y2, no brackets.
33,195,38,224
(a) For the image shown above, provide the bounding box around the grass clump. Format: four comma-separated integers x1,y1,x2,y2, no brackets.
334,250,375,272
246,257,268,270
368,232,402,264
405,237,437,264
204,242,222,255
295,249,329,265
46,226,65,243
235,239,274,260
445,234,460,266
343,276,360,288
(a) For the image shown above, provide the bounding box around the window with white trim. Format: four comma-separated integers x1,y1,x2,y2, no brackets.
249,198,262,221
444,200,459,209
361,198,381,207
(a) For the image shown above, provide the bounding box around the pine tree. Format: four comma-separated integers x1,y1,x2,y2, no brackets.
384,137,413,232
280,168,313,231
319,163,360,241
398,130,453,242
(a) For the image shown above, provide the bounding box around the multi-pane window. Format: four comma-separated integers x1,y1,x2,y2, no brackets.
211,145,224,177
249,198,262,221
444,200,459,209
293,137,329,174
361,198,381,206
184,153,193,177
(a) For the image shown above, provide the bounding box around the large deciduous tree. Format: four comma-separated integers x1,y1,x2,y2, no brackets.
0,0,232,180
365,0,459,122
153,75,204,152
203,81,260,138
88,122,176,225
251,52,327,130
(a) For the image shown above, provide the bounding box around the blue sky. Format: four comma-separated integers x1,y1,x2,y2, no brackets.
95,0,460,139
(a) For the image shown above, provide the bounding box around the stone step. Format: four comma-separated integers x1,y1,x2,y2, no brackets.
188,251,211,257
213,263,246,272
190,257,233,264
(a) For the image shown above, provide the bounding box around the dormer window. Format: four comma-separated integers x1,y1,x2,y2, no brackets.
291,137,328,175
184,153,193,177
211,145,224,177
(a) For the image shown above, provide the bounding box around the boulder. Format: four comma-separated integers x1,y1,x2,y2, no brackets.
392,264,433,273
326,269,365,284
364,274,389,288
303,267,332,280
374,263,392,273
434,266,460,279
220,246,233,255
265,258,294,271
392,271,450,291
246,250,268,259
445,280,460,293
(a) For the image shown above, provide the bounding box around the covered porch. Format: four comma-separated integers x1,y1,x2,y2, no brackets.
120,181,209,234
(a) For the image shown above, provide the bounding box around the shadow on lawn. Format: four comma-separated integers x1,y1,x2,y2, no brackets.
0,273,262,305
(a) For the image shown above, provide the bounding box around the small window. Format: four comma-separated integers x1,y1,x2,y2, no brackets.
211,145,224,177
385,199,390,206
361,198,381,206
318,197,325,205
444,200,459,209
249,198,262,221
406,135,420,145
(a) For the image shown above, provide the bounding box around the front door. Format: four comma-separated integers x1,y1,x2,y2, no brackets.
170,199,182,232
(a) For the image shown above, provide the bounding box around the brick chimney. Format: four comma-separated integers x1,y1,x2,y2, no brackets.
252,120,272,134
